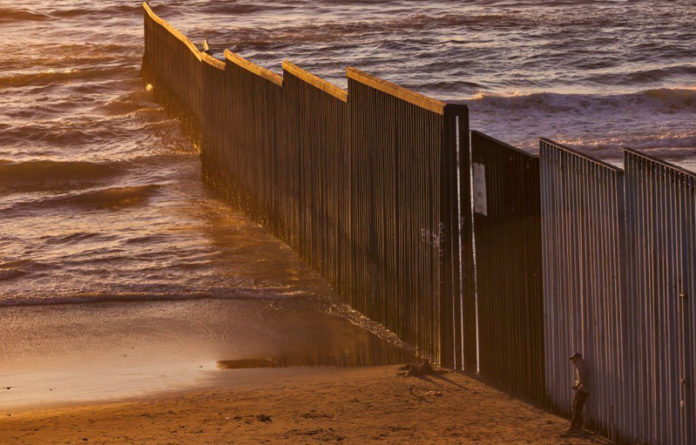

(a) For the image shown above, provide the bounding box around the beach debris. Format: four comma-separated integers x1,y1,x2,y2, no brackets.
301,410,334,419
4,386,12,390
288,427,344,441
425,390,443,397
256,414,272,423
217,358,280,369
408,385,431,403
399,360,436,377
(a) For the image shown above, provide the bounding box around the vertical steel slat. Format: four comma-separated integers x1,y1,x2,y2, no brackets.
539,139,626,441
624,148,696,445
470,131,544,403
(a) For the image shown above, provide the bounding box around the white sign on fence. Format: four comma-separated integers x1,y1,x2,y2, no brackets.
473,162,487,216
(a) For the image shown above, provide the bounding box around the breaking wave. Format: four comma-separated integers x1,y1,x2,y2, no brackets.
467,88,696,115
0,160,122,193
465,88,696,155
0,7,49,22
0,66,136,89
4,185,160,213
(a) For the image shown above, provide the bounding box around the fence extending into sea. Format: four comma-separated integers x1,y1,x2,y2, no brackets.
141,3,695,444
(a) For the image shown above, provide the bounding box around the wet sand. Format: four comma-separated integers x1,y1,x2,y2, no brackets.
0,365,612,445
0,300,615,444
0,298,407,410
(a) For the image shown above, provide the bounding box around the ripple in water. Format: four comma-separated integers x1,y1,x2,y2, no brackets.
0,0,694,321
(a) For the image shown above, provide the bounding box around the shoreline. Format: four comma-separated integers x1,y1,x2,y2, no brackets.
0,365,612,444
0,297,408,412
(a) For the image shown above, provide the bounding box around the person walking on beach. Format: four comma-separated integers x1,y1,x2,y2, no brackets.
566,352,590,434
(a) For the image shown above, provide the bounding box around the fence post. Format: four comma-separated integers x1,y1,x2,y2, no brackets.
440,104,472,370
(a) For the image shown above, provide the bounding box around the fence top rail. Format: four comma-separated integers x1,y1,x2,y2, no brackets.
346,66,445,115
282,61,347,102
223,49,283,87
472,130,538,160
540,138,622,172
142,2,202,62
201,52,225,71
622,147,696,179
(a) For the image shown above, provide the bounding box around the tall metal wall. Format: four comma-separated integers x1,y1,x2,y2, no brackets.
623,149,695,445
539,139,628,441
142,3,203,124
345,69,469,366
141,3,472,368
142,4,696,443
471,131,544,403
282,62,350,295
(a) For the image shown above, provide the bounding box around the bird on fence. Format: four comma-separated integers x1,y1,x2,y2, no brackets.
201,40,211,55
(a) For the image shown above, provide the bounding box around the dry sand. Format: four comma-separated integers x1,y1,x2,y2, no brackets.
0,365,612,445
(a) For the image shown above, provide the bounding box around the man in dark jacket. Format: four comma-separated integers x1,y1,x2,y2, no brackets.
567,352,590,433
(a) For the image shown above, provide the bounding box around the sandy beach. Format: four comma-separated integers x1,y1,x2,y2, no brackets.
0,365,611,445
2,1,690,444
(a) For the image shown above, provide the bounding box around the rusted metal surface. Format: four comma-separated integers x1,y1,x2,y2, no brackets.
282,62,349,296
623,148,696,445
141,2,472,368
539,139,627,441
471,131,544,402
345,71,469,365
346,67,445,114
141,5,696,443
142,2,203,124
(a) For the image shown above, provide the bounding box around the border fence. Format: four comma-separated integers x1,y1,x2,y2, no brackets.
623,149,695,445
141,3,695,444
141,2,473,368
540,140,628,440
470,131,545,403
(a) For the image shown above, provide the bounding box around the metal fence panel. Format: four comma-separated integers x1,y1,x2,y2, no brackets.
346,69,469,365
141,3,204,140
281,62,350,296
624,149,696,445
471,131,544,403
206,50,283,228
539,139,628,441
139,5,696,443
141,3,473,369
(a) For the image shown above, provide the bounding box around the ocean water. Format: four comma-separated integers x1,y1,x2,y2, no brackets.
1,0,694,306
